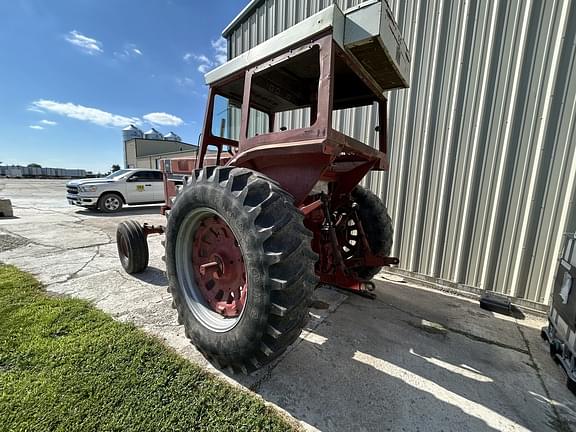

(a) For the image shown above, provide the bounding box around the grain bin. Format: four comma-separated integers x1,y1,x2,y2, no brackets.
123,124,143,142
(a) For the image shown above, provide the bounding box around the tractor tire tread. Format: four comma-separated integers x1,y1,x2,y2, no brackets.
166,166,317,374
116,220,149,273
351,186,393,280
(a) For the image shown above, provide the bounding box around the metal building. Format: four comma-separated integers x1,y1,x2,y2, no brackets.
124,138,198,169
221,0,576,307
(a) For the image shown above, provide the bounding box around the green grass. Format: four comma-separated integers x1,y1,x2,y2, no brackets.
0,265,294,432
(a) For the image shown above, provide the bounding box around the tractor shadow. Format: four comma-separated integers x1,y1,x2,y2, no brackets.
132,266,168,286
225,282,569,432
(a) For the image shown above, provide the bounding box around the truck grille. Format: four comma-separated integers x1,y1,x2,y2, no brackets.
67,186,79,195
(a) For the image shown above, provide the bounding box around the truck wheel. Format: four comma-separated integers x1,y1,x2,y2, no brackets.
98,193,123,213
338,186,393,280
117,220,149,273
165,166,318,373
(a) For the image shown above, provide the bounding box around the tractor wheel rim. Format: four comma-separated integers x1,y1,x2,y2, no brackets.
105,197,120,210
335,210,359,260
175,207,248,332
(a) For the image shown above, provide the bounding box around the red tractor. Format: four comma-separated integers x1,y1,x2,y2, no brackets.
117,1,409,373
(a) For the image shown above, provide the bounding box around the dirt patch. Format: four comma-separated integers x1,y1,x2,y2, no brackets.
0,233,30,253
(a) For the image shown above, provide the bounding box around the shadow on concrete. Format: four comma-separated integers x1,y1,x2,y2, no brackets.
224,282,563,432
76,205,162,218
132,266,168,287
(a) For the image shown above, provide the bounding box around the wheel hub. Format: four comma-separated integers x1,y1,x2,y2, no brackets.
191,215,247,317
334,210,360,260
105,197,119,210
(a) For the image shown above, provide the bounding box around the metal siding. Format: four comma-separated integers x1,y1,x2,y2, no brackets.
225,0,576,305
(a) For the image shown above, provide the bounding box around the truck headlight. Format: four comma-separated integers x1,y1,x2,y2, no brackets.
79,185,97,193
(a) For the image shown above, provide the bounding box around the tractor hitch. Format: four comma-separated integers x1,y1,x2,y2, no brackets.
306,193,399,299
142,224,165,236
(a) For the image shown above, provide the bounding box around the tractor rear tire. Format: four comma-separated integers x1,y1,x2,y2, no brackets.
117,220,149,274
165,166,318,373
351,185,393,280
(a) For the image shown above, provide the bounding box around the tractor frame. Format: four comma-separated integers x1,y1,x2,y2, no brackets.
161,29,403,295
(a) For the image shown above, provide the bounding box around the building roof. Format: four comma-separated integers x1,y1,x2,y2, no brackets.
126,138,196,146
222,0,263,37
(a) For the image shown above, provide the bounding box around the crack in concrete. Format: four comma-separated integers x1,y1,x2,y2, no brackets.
0,228,52,249
13,205,118,244
49,246,100,285
11,205,114,243
516,323,573,432
375,298,530,355
0,225,114,255
13,205,85,222
446,323,529,355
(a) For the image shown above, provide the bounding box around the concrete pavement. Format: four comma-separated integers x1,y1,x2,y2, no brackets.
1,178,575,431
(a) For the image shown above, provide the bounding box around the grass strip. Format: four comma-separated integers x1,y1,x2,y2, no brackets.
0,265,293,432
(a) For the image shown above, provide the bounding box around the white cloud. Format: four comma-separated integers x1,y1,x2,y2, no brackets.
65,30,103,55
211,37,227,65
115,44,143,60
143,112,184,127
31,99,140,128
175,77,195,88
29,99,184,130
197,64,212,74
184,53,210,64
29,125,44,130
183,37,228,74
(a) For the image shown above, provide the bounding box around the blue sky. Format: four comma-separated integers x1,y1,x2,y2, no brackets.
0,0,246,173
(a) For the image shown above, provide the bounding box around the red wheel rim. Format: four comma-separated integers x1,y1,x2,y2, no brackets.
191,215,247,318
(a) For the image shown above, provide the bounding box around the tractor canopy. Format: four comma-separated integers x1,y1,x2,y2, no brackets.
162,0,410,206
205,1,410,93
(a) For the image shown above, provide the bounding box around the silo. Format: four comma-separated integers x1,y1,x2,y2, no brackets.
122,124,143,142
144,128,163,140
164,132,181,141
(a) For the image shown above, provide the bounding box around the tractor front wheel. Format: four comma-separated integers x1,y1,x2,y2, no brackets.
337,186,393,280
116,220,149,274
165,167,318,373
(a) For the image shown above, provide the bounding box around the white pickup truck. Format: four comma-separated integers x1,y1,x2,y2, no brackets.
66,169,165,213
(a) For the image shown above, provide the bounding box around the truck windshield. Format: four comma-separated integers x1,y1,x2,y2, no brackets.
105,169,131,179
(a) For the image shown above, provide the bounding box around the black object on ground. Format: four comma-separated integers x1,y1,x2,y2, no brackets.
480,291,512,314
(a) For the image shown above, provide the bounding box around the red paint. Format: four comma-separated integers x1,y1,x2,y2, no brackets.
159,30,400,294
191,215,247,317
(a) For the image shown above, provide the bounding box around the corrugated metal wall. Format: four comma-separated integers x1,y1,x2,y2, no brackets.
225,0,576,305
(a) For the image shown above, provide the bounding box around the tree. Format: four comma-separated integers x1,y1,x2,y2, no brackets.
27,163,42,168
111,164,121,172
